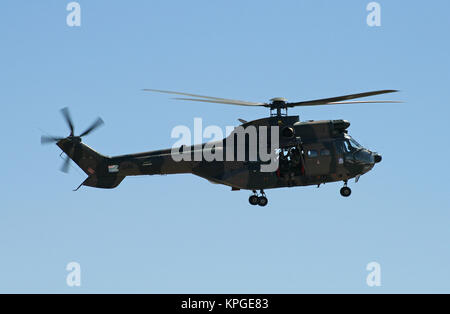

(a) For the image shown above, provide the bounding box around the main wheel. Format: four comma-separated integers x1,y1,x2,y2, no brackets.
258,196,268,207
340,186,352,197
249,195,259,205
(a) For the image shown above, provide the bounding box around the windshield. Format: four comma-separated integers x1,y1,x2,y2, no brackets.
347,137,363,150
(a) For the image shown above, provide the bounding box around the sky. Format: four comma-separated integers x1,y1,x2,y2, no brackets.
0,0,449,293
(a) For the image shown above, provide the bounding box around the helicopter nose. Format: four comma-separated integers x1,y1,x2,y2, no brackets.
374,154,382,163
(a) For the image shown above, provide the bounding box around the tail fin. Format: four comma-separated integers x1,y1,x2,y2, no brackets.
57,139,125,189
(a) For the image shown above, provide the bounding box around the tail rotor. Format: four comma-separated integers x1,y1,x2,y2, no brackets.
41,107,104,173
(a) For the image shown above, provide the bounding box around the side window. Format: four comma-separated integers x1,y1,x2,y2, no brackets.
320,149,331,156
307,150,318,158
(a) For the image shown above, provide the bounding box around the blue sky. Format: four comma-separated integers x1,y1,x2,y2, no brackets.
1,0,449,293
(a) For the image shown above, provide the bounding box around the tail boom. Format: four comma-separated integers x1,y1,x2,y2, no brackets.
57,141,192,189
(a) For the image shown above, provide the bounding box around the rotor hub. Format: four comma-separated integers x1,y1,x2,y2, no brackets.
269,97,288,108
269,97,289,116
67,136,82,143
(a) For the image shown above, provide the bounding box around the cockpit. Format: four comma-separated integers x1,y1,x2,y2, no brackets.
345,137,363,151
337,136,364,153
337,135,382,170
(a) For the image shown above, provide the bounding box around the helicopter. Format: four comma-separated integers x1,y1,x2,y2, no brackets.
41,89,400,206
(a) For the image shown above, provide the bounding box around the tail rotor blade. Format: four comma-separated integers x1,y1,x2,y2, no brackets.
41,135,63,145
61,107,75,136
60,155,71,173
60,144,75,173
79,117,104,137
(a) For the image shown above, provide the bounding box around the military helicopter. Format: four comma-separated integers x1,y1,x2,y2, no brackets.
41,89,400,206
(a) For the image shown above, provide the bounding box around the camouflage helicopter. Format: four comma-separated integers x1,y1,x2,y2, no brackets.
41,89,399,206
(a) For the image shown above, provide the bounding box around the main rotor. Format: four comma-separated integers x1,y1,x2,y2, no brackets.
142,88,401,118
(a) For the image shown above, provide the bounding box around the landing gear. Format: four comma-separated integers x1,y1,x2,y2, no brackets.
340,181,352,197
249,190,268,206
249,194,259,206
258,195,268,207
340,187,351,197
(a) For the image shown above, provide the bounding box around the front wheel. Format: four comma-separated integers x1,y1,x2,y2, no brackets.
340,186,352,197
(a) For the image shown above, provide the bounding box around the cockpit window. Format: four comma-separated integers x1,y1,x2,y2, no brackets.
335,141,348,153
343,141,351,152
348,138,362,149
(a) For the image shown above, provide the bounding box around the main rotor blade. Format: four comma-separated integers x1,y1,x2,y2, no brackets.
143,88,264,106
41,135,64,145
326,100,403,105
287,90,399,108
79,117,104,137
61,107,75,136
173,97,265,107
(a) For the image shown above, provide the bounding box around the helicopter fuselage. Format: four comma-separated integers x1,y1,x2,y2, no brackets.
57,115,382,192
